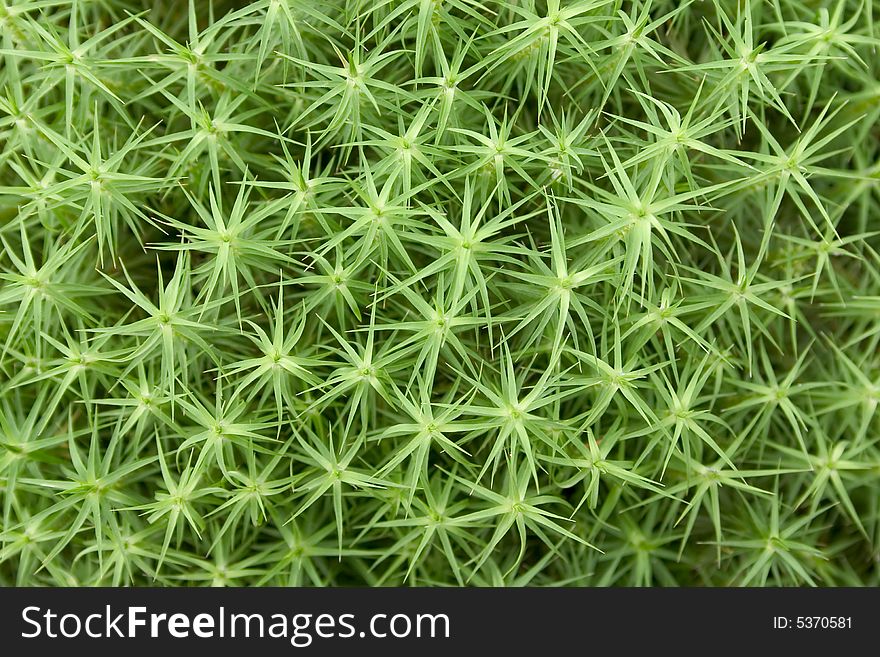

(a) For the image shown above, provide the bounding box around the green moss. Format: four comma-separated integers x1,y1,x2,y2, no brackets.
0,0,879,586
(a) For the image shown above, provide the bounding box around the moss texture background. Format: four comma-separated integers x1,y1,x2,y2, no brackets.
1,0,879,586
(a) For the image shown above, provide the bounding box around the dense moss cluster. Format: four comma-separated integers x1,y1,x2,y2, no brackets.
1,0,879,586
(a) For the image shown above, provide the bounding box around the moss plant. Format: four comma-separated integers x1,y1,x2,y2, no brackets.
1,0,879,587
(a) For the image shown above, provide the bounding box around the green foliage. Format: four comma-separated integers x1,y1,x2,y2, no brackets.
1,0,879,587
